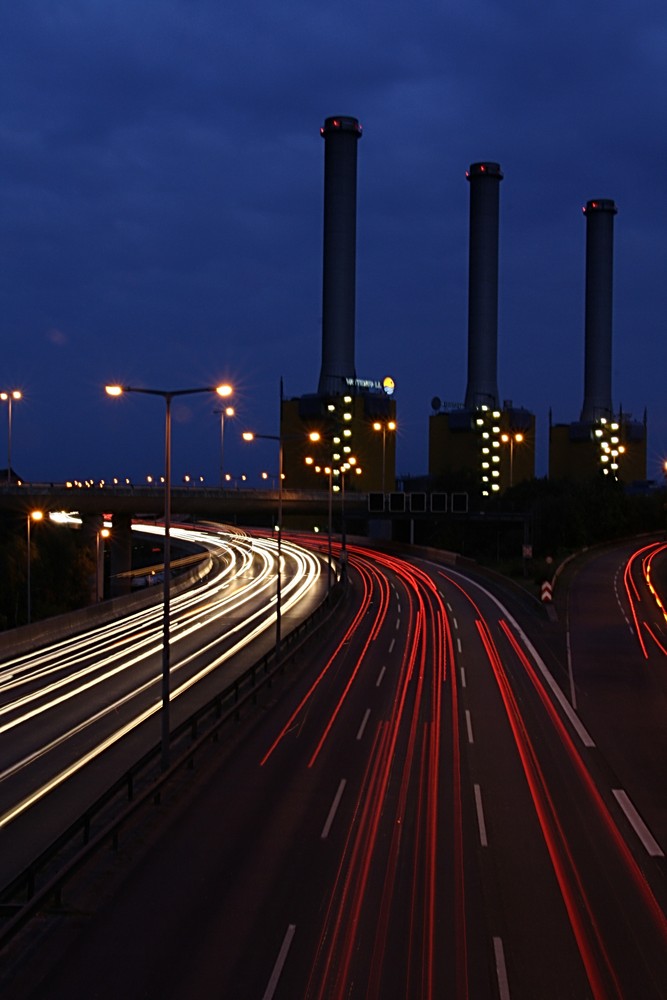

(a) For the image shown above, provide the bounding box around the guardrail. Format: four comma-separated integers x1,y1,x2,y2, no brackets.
0,579,346,949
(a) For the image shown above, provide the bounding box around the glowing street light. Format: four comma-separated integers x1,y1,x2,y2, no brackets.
96,526,111,603
500,431,524,488
1,389,22,485
27,509,44,624
214,405,235,486
243,424,320,659
372,419,396,493
105,381,232,770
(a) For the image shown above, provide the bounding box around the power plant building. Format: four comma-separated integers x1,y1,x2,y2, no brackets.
429,162,536,496
281,120,646,504
549,199,646,483
282,116,396,495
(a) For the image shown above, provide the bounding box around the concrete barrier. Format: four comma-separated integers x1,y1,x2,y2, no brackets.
0,553,213,661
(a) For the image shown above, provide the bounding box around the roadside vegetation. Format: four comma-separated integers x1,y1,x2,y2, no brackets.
0,513,94,630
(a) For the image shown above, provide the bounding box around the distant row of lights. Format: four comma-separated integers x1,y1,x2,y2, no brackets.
63,474,272,489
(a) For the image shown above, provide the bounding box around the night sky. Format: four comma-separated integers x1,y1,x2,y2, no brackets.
3,2,666,488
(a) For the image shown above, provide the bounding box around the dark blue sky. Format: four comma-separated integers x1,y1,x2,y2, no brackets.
3,1,666,487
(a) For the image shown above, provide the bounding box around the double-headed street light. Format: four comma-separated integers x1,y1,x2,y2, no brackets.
305,459,334,590
500,431,524,488
243,427,320,660
1,390,22,485
105,382,232,770
372,419,396,494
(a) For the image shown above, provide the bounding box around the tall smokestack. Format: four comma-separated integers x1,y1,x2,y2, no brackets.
318,116,362,396
464,161,503,410
580,198,617,423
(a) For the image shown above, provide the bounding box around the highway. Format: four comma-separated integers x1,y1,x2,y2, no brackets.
1,537,666,998
0,523,326,887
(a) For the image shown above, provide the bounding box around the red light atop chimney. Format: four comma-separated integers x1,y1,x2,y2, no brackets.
332,119,340,127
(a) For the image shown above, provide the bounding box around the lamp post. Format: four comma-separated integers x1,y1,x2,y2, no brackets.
1,390,22,484
106,382,232,770
243,430,284,660
96,526,111,602
214,405,235,486
501,431,524,488
244,425,321,659
27,509,44,624
372,419,396,494
336,458,361,569
307,460,334,590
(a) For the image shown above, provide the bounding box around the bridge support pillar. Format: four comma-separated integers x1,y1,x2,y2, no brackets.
110,513,133,597
81,513,106,603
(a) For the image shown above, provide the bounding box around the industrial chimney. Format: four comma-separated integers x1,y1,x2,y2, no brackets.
464,162,503,411
580,199,617,423
317,116,362,396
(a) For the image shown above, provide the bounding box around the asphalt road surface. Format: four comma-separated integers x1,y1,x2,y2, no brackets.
1,537,665,998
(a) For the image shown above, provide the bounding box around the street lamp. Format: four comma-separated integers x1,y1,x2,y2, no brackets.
96,526,111,602
306,458,334,590
214,405,235,486
1,390,22,484
243,427,320,659
372,419,396,493
500,432,524,488
105,381,232,770
27,509,44,624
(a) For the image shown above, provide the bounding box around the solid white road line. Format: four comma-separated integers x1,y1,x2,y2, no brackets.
321,779,347,840
613,788,664,857
442,566,596,748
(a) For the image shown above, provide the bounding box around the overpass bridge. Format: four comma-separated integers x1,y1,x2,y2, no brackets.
0,484,373,597
0,482,368,520
0,483,479,597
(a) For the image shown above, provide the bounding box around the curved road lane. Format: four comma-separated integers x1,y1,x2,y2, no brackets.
1,539,665,998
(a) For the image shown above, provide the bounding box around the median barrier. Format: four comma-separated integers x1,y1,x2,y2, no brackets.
0,574,347,948
0,552,213,661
